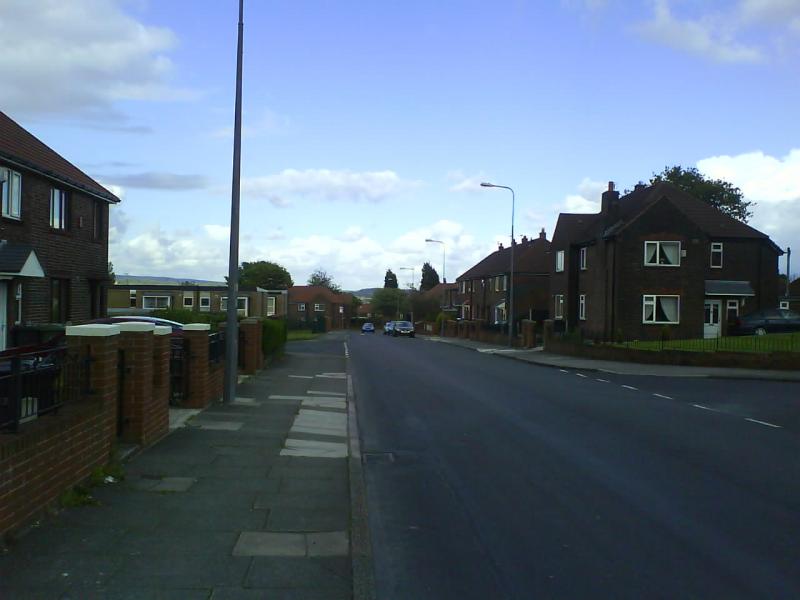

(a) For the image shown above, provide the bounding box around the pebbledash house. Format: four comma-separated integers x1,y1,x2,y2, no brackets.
549,181,782,341
0,110,119,350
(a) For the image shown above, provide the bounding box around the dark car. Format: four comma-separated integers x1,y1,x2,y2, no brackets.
383,321,395,335
729,308,800,336
392,321,415,337
361,322,375,333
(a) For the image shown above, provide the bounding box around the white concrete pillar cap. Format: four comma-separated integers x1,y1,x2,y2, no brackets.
66,324,121,337
184,323,211,331
117,322,156,332
154,326,172,336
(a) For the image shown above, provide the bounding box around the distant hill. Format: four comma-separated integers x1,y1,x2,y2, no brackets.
114,275,226,286
348,287,413,300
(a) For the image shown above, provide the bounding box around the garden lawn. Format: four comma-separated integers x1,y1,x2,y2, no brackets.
616,332,800,353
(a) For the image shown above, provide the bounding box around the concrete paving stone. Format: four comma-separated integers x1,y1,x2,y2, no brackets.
287,430,347,443
51,504,162,532
284,457,348,470
2,521,127,559
280,439,348,459
0,552,123,590
188,420,244,431
266,508,349,533
149,476,197,492
191,465,272,479
190,476,281,495
306,531,349,557
62,587,212,600
213,453,282,468
244,557,351,591
111,553,252,588
123,475,161,491
267,465,346,480
233,531,306,557
212,588,350,600
279,478,349,494
156,506,267,532
253,491,349,511
120,530,240,557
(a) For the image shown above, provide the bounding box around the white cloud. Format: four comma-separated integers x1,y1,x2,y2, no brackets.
0,0,184,122
211,108,291,139
446,170,488,193
241,169,420,206
203,224,230,241
697,149,800,254
560,177,606,213
95,172,208,190
636,0,763,63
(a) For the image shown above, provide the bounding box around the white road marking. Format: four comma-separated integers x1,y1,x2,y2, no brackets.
746,418,782,429
576,373,588,378
289,375,313,379
653,393,673,400
692,404,720,412
344,342,349,358
595,378,610,383
559,369,568,373
308,391,346,397
621,385,638,390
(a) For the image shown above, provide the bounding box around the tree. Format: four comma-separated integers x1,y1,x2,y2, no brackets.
236,261,293,289
384,269,398,288
308,269,342,293
108,262,116,284
650,165,754,223
371,287,409,318
410,290,441,321
419,262,440,292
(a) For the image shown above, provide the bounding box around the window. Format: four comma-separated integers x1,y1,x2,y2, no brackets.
502,275,507,291
554,295,564,319
644,241,680,266
494,302,507,323
200,295,211,310
460,281,466,293
579,294,586,320
267,296,276,316
579,247,587,270
726,299,739,321
221,297,249,316
314,303,325,312
556,250,565,272
15,283,22,325
298,303,306,311
51,278,69,322
183,296,194,308
494,277,500,292
93,200,103,241
463,304,471,319
143,296,171,310
710,242,723,268
129,289,137,308
1,167,22,219
50,188,68,230
780,300,790,310
642,295,680,324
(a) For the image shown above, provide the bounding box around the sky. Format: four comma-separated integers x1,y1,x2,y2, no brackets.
2,0,799,289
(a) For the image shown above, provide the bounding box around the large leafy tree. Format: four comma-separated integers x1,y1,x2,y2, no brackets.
384,269,398,289
420,262,440,292
308,269,342,293
650,165,754,223
371,287,409,317
410,290,441,321
237,261,293,289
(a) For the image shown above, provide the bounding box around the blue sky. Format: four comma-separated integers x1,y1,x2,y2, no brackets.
2,0,799,289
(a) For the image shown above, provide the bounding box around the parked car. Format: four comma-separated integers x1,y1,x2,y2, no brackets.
383,321,395,335
362,322,375,333
392,321,415,337
729,308,800,336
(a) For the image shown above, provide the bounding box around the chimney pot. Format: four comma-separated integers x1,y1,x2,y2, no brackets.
498,242,504,250
634,181,646,191
539,228,546,239
608,181,615,192
521,235,529,244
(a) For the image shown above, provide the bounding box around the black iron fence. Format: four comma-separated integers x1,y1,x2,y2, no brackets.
169,337,188,405
0,346,88,433
209,331,226,364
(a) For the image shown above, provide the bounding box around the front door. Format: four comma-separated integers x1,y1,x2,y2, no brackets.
704,299,721,339
0,282,7,350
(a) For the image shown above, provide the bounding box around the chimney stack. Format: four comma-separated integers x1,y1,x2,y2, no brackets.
634,181,646,191
498,242,504,250
539,228,546,240
601,180,620,216
521,235,529,244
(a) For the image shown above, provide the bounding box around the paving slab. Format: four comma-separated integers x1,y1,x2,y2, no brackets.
233,531,306,557
267,508,349,532
149,477,196,493
307,531,349,557
245,557,351,592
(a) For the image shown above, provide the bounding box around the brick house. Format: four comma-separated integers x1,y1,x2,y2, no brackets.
108,284,287,318
456,229,551,326
418,282,462,316
287,286,354,329
784,278,800,312
549,181,783,341
0,111,119,349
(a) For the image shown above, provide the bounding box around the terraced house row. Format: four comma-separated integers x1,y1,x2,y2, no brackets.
456,182,784,341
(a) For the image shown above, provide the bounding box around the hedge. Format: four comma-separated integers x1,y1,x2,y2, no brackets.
263,318,288,357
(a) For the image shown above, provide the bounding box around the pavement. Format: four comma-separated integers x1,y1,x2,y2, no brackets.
350,330,800,599
0,332,364,600
423,334,800,381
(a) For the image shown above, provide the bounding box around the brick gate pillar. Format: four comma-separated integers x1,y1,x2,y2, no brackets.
147,325,171,444
117,322,154,445
183,324,210,409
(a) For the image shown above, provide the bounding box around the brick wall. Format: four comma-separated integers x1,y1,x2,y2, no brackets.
183,326,211,409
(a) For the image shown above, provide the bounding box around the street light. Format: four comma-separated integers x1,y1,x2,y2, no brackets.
399,266,415,324
425,238,446,336
481,182,515,347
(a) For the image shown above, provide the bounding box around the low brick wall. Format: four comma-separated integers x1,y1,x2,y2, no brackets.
544,337,800,371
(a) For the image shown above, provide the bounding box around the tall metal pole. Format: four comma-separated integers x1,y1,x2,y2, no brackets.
224,0,244,404
481,183,515,347
425,238,446,336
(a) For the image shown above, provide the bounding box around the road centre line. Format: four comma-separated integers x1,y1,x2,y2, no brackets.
746,418,782,429
595,378,609,383
559,369,568,373
692,404,721,412
653,393,673,400
621,385,638,390
576,373,588,378
289,375,313,379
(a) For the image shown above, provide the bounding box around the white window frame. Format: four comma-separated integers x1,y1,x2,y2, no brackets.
183,296,194,308
129,289,137,308
15,283,22,325
267,296,276,316
142,296,171,310
502,275,507,291
556,250,565,272
463,304,471,319
710,242,723,269
494,277,500,292
554,294,564,320
199,295,211,310
314,303,325,312
298,303,306,312
50,188,68,230
726,299,739,320
1,167,22,219
642,294,680,324
644,241,681,267
579,294,586,320
221,296,249,316
494,301,507,324
579,247,587,270
780,300,790,310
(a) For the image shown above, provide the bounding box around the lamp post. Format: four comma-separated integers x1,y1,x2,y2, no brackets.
399,266,414,323
224,0,245,403
481,182,515,347
425,238,446,336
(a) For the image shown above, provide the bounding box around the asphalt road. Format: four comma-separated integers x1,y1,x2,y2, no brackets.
348,331,800,600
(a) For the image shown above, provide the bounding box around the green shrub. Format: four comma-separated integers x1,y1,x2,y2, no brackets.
434,311,454,332
263,318,288,357
152,308,231,328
